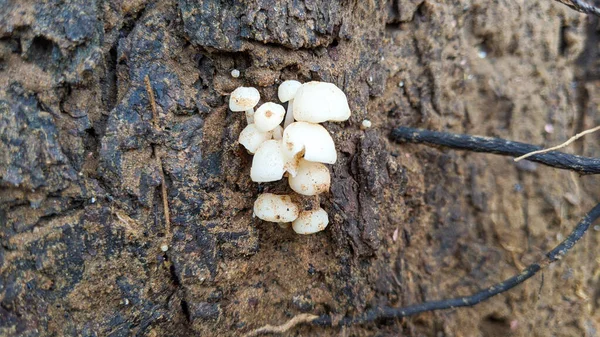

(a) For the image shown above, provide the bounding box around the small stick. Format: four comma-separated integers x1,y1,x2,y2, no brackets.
144,75,159,125
391,127,600,175
553,0,600,16
244,314,319,337
514,125,600,162
144,75,171,239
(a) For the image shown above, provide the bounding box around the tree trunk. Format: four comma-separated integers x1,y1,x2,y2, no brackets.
1,0,599,336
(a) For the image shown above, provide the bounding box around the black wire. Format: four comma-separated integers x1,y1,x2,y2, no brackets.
313,202,600,326
554,0,600,16
391,127,600,175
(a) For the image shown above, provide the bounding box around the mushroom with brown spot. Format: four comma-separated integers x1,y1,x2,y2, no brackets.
253,193,300,223
292,208,329,234
254,102,286,132
288,159,330,196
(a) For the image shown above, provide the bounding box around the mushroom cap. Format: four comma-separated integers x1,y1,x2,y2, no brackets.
282,122,337,164
253,193,300,223
292,208,329,234
288,159,330,196
229,87,260,111
254,102,286,132
292,82,351,123
238,124,272,154
250,140,286,182
278,80,302,102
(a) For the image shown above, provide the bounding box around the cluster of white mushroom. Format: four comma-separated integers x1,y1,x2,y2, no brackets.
230,81,350,234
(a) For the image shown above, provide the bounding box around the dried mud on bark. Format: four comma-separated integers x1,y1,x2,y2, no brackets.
1,1,600,336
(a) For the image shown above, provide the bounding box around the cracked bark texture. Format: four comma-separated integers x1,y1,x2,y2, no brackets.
1,0,600,336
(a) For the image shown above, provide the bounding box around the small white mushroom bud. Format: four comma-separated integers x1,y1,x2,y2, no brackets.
282,122,337,164
238,124,273,154
231,69,240,78
293,81,351,123
229,87,260,124
361,119,372,129
278,80,302,128
253,193,299,223
292,208,329,234
288,159,330,196
254,102,286,132
250,140,286,182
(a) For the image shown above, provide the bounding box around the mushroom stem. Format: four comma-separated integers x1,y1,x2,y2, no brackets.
284,99,294,128
245,108,255,124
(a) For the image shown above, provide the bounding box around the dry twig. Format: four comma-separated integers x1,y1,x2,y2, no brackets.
145,75,159,125
144,75,171,238
244,314,319,336
514,125,600,162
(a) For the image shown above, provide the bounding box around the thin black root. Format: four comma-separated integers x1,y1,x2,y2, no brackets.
554,0,600,16
391,127,600,175
311,202,600,326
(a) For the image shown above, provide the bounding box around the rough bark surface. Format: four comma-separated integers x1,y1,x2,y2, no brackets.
1,0,600,336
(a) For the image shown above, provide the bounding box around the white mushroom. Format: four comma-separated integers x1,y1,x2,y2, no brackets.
229,87,260,124
231,69,240,78
293,81,351,123
278,80,302,128
282,122,337,164
253,193,299,223
250,140,286,182
254,102,286,132
288,159,330,196
238,124,273,154
292,208,329,234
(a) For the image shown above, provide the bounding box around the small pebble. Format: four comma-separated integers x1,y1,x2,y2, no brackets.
160,244,169,252
399,81,404,87
231,69,240,78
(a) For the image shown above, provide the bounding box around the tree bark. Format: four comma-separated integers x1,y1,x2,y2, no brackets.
1,1,599,336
